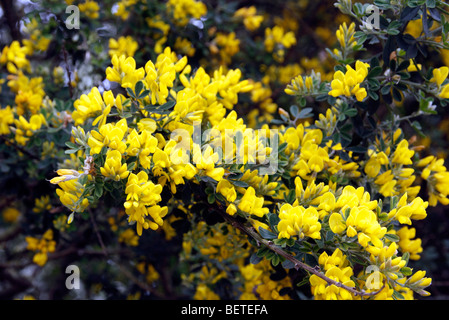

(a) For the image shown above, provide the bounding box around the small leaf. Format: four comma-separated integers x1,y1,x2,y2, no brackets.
297,107,313,119
250,253,263,265
157,100,176,110
368,66,382,78
134,81,144,96
65,142,78,149
401,266,413,276
384,233,400,242
258,226,277,240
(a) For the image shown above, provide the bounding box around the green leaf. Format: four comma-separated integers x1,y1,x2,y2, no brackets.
381,85,391,95
290,105,299,118
157,100,176,110
384,233,400,242
137,89,150,99
258,226,277,240
397,60,411,71
207,193,215,204
344,108,358,117
368,66,382,78
94,183,103,198
126,87,136,99
400,266,413,276
387,28,400,35
392,290,405,300
390,195,399,210
426,0,436,8
411,120,426,137
271,254,281,266
230,180,248,188
134,81,144,96
297,107,313,119
256,246,270,258
250,253,263,265
65,142,78,149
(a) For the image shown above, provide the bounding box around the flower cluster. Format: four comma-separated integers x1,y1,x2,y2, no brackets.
25,229,56,266
329,60,369,101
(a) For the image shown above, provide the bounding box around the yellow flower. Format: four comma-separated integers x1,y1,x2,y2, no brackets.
126,128,158,169
106,55,145,89
391,139,414,165
33,195,52,213
88,118,128,155
264,25,296,61
56,179,90,213
25,229,56,267
144,51,188,105
0,106,14,135
234,6,264,31
285,74,319,96
329,60,369,101
329,212,346,234
72,87,115,127
192,144,224,181
406,270,432,296
214,32,240,65
264,26,296,52
124,171,167,235
336,22,357,50
416,155,449,206
277,203,321,239
166,0,207,27
216,179,237,202
14,114,46,145
7,72,45,115
100,149,130,181
431,66,448,88
174,37,196,57
238,186,268,217
374,170,397,197
0,41,30,72
113,0,138,20
310,250,355,300
397,226,423,260
118,228,139,246
78,0,100,19
2,207,20,223
109,36,138,58
387,194,428,224
226,203,238,216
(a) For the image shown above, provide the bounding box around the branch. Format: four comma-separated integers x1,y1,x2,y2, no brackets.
0,0,22,41
0,136,41,160
220,211,385,298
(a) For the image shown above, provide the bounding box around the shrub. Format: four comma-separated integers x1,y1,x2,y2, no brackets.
1,0,449,300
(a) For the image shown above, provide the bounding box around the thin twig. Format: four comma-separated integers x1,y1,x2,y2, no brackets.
88,208,107,256
62,41,74,99
0,136,40,160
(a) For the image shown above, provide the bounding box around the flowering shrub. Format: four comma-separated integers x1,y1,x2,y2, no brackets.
1,0,449,300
